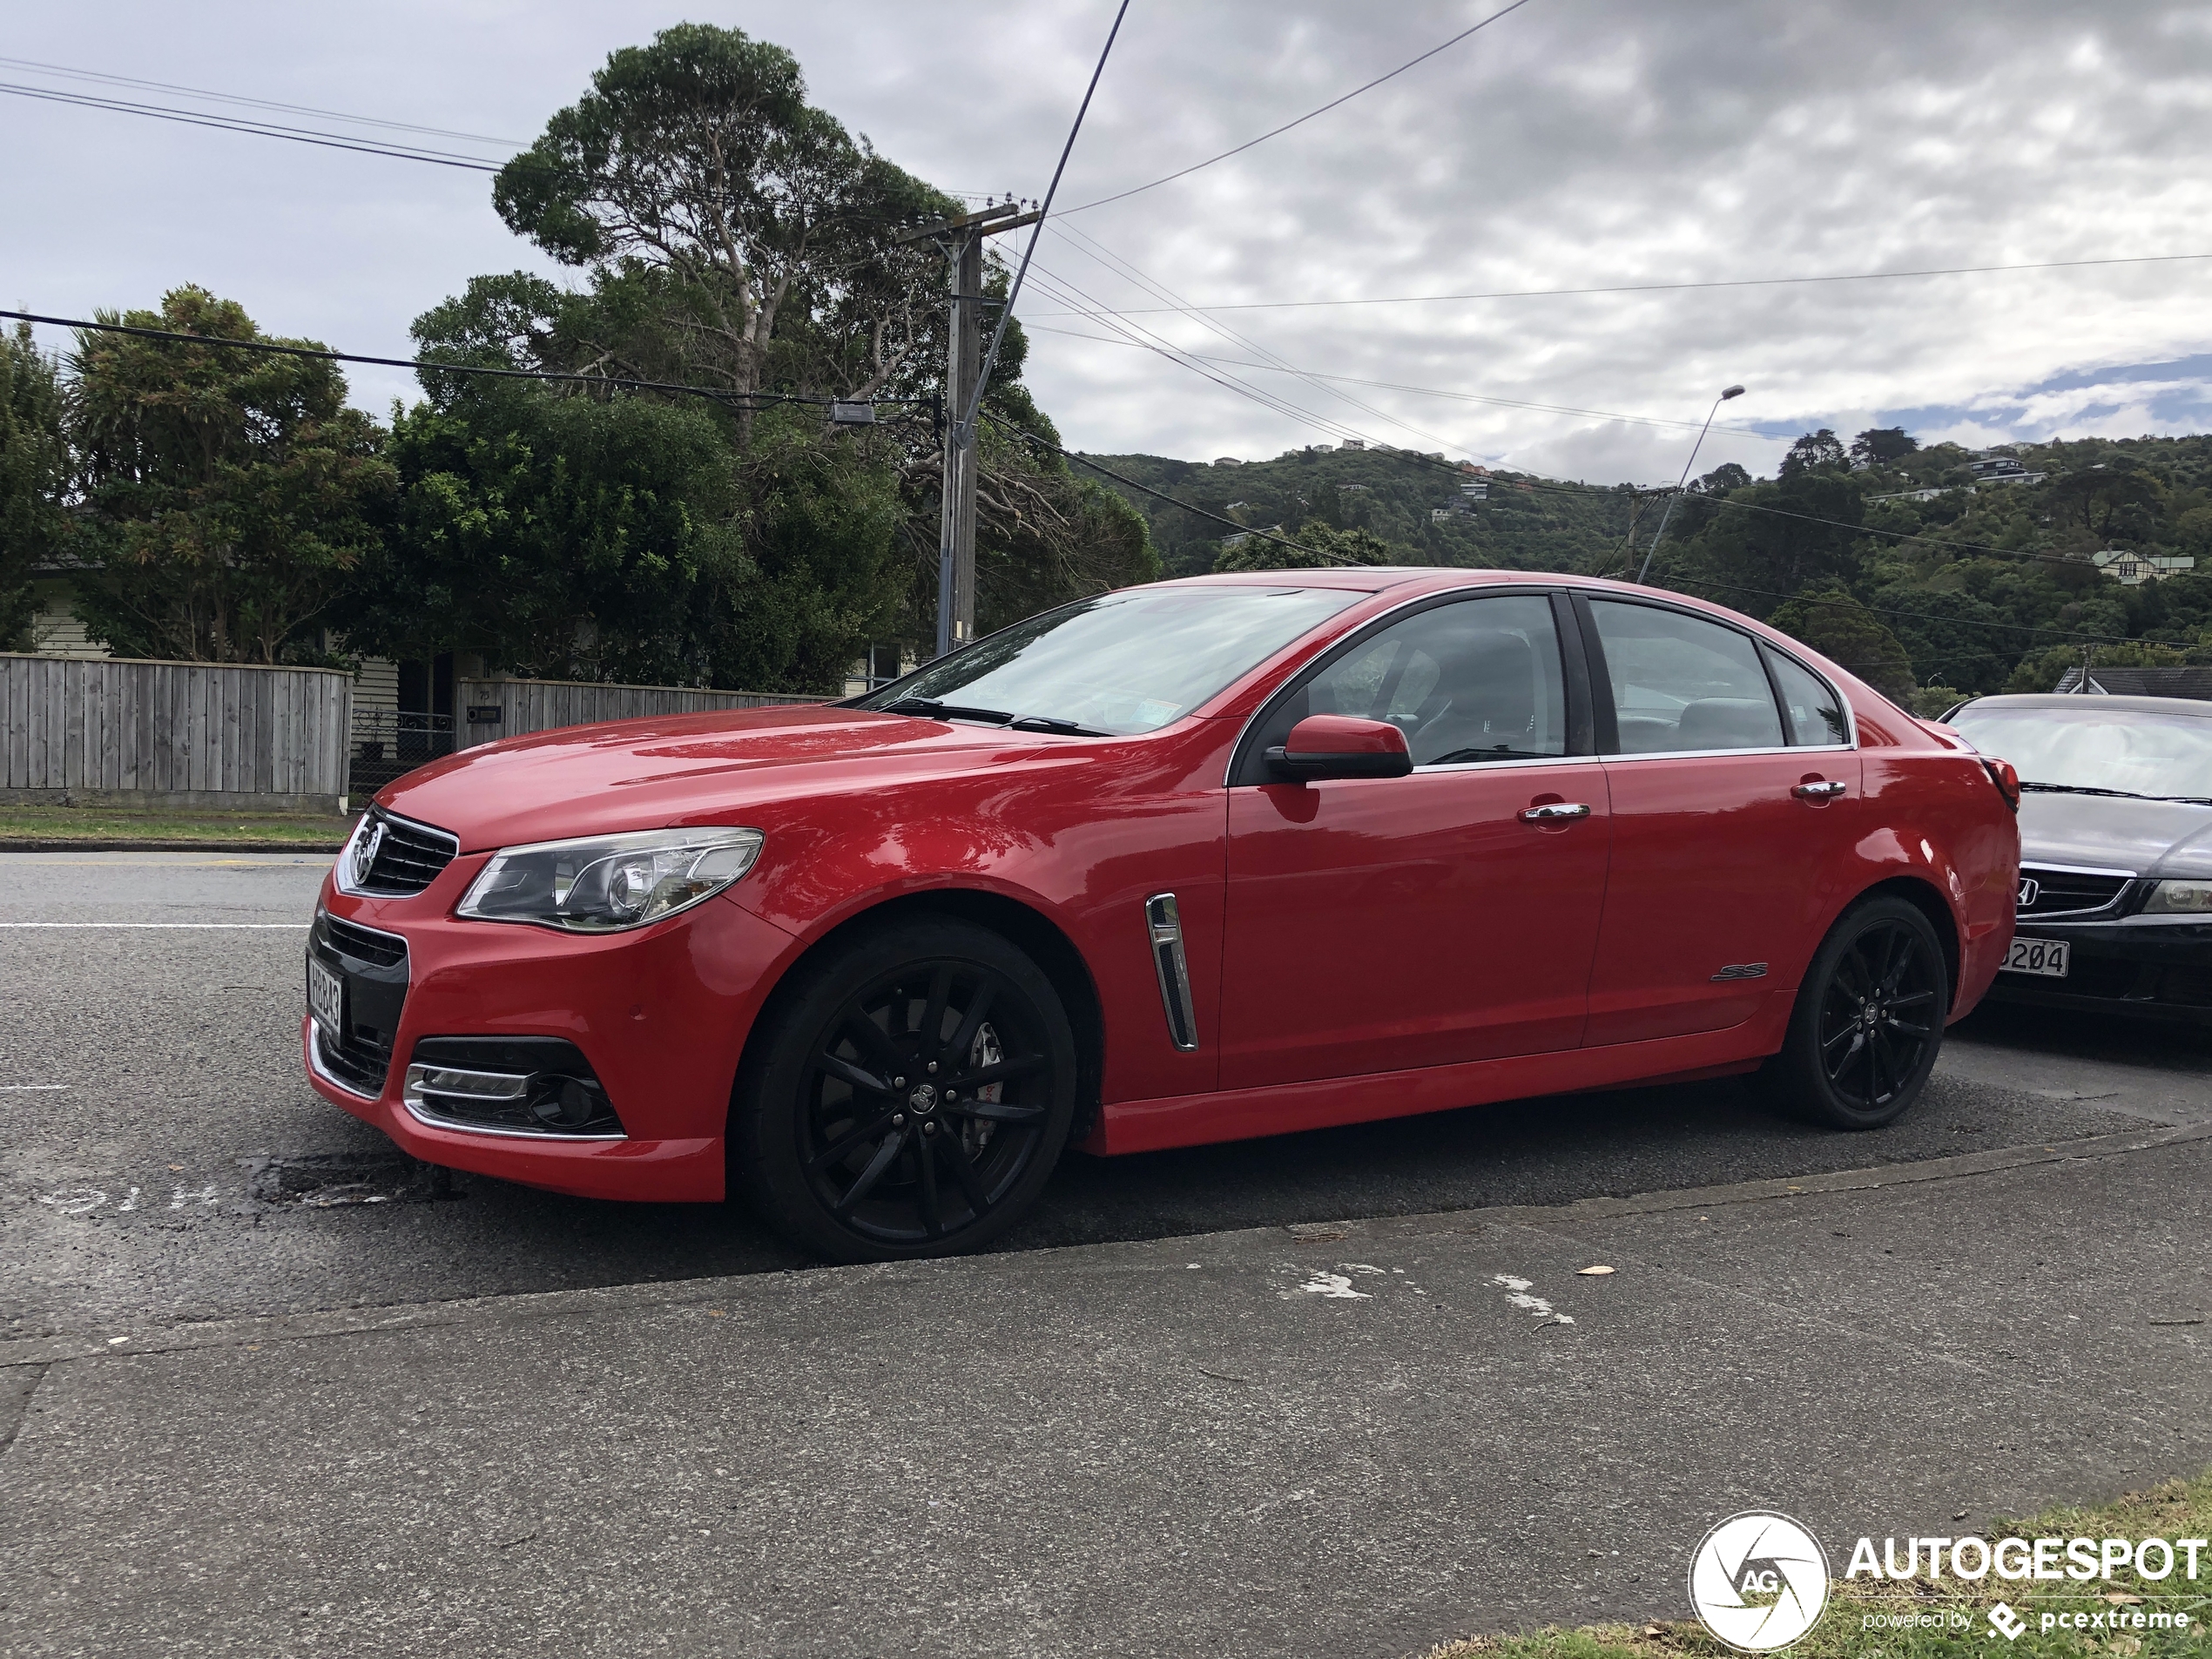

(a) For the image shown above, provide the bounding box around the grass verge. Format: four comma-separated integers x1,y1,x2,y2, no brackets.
1427,1471,2212,1656
0,803,353,848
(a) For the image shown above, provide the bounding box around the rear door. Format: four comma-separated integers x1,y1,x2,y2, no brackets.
1578,594,1865,1046
1220,590,1613,1089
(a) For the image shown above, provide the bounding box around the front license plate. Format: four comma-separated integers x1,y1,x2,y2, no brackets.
307,954,347,1039
2001,937,2070,979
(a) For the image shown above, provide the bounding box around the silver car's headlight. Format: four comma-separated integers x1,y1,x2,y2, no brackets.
456,827,765,933
2143,878,2212,915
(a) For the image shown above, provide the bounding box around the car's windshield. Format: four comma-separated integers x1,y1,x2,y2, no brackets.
854,585,1363,736
1946,704,2212,799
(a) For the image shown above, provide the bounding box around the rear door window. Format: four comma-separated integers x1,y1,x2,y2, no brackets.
1588,600,1784,754
1763,646,1851,746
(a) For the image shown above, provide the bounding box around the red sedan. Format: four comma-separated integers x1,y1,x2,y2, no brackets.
305,570,2020,1261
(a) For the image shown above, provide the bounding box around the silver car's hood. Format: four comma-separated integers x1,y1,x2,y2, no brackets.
2018,792,2212,878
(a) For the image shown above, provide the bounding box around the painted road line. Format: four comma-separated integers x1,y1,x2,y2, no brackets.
0,1084,71,1091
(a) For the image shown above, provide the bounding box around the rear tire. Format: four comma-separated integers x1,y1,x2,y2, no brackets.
729,918,1076,1263
1758,895,1948,1130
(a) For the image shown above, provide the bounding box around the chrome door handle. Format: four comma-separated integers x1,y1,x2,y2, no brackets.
1792,781,1847,800
1520,802,1592,822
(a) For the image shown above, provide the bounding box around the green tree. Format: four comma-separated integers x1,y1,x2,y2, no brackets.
491,23,949,407
1213,522,1392,573
69,287,392,663
1849,427,1919,467
1765,590,1917,702
1779,428,1849,478
2050,465,2164,542
0,322,69,648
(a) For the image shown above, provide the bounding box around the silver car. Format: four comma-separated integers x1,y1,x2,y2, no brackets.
1941,693,2212,1024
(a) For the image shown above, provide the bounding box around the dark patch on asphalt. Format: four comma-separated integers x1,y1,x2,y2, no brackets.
239,1153,461,1209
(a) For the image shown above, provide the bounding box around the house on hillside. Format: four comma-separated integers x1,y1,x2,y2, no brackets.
2053,665,2212,699
2093,548,2196,585
1966,455,2047,486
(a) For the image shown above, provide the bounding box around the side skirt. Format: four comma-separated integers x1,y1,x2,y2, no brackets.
1086,990,1794,1156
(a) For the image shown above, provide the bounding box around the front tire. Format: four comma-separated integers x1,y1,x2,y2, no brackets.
730,918,1077,1263
1759,895,1948,1130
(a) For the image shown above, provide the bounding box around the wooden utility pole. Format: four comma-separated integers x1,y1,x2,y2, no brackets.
899,200,1040,658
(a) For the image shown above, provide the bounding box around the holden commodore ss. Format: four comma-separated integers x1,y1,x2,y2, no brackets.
305,570,2021,1261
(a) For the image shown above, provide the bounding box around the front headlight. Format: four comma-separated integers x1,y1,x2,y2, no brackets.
456,827,765,933
2144,878,2212,915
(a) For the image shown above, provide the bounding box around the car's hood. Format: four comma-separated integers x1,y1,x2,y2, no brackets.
2018,791,2212,878
375,705,1059,852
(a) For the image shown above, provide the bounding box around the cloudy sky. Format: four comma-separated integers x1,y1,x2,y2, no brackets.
7,0,2212,483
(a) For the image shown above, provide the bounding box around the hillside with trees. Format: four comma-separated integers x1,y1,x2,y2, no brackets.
1086,428,2212,707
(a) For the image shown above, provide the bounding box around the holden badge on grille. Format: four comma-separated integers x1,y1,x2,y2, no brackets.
2017,877,2040,907
352,819,386,887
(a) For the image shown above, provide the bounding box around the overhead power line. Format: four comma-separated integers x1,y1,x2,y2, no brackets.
1024,250,2212,315
1662,577,2135,647
0,82,504,170
0,308,894,411
981,410,1359,565
1062,0,1537,215
1023,317,1791,442
0,54,523,145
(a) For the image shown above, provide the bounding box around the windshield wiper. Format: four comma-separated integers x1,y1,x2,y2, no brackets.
2153,795,2212,806
2018,781,2151,799
880,696,1014,725
1007,714,1114,737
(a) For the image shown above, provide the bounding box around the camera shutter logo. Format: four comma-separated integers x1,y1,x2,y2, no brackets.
1687,1511,1831,1651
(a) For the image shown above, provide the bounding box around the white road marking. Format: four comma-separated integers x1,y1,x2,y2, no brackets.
0,922,310,929
1491,1273,1574,1325
0,1083,70,1090
1293,1270,1372,1299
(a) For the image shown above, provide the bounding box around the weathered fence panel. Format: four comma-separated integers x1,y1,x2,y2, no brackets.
456,678,833,749
0,654,353,813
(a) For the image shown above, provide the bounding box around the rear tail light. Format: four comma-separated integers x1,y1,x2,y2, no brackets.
1981,756,2020,813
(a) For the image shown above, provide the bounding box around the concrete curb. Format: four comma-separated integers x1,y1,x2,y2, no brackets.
8,1118,2204,1372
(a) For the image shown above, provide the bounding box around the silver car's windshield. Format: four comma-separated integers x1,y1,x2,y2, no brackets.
1946,705,2212,800
856,585,1361,736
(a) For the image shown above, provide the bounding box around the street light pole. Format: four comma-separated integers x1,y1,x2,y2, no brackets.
1635,383,1745,585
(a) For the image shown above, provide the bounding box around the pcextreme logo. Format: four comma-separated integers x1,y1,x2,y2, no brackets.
1688,1511,1832,1651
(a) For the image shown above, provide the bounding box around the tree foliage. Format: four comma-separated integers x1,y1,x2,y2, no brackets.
1212,521,1392,572
0,322,69,648
67,287,392,664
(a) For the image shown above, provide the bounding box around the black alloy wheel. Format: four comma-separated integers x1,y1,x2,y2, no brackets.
1760,894,1949,1130
730,918,1077,1262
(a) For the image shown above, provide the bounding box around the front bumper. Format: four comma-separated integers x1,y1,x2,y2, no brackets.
302,868,802,1203
1986,914,2212,1026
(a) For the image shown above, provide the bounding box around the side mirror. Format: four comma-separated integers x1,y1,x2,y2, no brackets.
1265,715,1413,783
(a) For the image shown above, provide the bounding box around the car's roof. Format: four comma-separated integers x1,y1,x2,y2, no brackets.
1163,569,1649,596
1952,693,2212,719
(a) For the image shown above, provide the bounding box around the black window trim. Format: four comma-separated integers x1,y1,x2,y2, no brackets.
1225,583,1596,786
1568,590,1858,760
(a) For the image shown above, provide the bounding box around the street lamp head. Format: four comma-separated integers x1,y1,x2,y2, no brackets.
1720,384,1746,401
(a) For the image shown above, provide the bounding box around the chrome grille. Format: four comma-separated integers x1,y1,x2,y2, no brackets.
2019,867,2131,917
355,809,459,897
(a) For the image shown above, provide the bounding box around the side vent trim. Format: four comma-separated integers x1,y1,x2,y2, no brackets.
1143,893,1200,1053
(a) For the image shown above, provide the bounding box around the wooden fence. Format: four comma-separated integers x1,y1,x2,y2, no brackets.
0,654,353,813
456,678,833,748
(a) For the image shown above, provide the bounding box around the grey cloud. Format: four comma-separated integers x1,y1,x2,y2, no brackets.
7,1,2209,482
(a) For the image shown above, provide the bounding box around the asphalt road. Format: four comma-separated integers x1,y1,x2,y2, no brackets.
3,852,2206,1342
